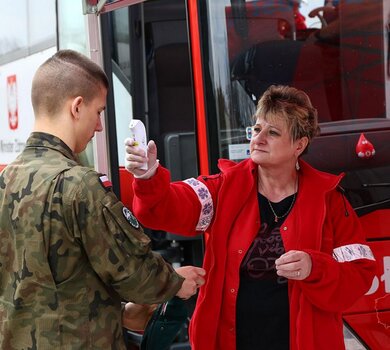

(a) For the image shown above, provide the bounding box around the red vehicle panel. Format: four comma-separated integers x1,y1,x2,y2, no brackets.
344,311,390,350
344,241,390,314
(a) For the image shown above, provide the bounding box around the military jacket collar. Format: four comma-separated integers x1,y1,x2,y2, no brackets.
26,132,77,162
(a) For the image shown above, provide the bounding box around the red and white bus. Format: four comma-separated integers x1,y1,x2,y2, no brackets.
81,0,389,349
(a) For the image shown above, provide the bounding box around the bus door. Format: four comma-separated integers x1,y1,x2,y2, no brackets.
194,0,390,349
84,0,204,347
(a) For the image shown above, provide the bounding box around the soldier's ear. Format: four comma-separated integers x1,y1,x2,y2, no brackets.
71,96,83,119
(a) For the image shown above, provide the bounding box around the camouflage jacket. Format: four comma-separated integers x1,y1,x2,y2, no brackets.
0,132,183,349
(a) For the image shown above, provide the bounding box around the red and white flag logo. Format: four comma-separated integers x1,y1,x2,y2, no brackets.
99,175,112,188
7,75,18,130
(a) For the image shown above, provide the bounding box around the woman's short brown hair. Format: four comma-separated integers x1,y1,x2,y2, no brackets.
254,85,320,146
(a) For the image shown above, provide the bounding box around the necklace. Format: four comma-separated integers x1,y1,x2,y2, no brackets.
260,171,299,223
267,192,296,223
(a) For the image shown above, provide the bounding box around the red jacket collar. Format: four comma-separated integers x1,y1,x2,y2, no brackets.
217,157,343,194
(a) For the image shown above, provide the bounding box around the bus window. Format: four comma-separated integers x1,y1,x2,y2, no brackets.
198,0,390,204
198,0,389,170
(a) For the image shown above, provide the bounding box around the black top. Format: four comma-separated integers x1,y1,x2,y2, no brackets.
236,192,295,350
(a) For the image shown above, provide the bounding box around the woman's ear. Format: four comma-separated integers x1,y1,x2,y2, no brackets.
295,137,309,157
71,96,83,119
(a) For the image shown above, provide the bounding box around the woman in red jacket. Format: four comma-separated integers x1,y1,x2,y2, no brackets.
124,85,376,350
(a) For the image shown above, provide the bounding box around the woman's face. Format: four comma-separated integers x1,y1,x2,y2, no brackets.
250,116,303,167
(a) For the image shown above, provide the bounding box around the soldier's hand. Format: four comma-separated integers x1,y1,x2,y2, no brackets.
122,302,157,331
175,266,206,300
124,139,158,179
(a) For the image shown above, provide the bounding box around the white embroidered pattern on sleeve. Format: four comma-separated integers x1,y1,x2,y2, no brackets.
333,244,375,262
183,178,214,231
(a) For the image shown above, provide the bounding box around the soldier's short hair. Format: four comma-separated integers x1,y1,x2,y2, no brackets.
31,49,109,117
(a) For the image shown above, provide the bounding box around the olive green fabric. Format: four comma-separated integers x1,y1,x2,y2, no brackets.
0,132,183,349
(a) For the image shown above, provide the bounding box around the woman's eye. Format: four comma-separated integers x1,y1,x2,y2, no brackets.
269,130,279,136
252,127,261,133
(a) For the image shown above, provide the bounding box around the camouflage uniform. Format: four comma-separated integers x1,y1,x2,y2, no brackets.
0,132,183,349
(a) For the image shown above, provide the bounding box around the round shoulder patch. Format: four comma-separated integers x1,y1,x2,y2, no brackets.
122,207,140,229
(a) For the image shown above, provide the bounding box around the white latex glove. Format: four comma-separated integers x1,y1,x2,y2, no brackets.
124,139,159,179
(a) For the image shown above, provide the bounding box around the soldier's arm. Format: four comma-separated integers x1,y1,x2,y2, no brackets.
65,169,186,304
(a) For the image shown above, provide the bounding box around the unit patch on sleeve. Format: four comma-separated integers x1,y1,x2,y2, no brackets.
122,207,140,228
99,175,113,189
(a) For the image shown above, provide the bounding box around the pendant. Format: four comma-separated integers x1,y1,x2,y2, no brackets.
274,216,278,223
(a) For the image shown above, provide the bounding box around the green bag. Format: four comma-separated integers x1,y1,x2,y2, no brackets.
140,296,188,350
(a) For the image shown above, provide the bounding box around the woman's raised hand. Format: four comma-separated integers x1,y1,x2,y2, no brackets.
124,139,159,179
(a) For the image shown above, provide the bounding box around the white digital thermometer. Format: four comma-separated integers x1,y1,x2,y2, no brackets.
129,119,148,170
